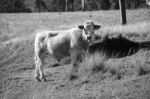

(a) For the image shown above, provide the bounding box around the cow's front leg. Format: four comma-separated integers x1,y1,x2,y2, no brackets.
71,50,79,72
70,50,79,80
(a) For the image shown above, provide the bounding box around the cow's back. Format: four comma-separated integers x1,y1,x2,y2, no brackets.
46,31,71,60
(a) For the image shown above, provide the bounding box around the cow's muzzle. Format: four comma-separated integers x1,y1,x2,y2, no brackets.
87,36,92,40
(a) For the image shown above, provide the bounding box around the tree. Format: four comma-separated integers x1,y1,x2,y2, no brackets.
0,0,31,13
95,0,110,10
109,0,119,9
35,0,49,12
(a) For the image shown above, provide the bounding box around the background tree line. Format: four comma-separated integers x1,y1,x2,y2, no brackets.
0,0,148,13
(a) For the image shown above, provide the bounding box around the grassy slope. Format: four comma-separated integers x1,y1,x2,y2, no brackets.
0,9,150,99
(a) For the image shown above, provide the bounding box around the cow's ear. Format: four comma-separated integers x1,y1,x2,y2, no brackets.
78,25,84,29
94,25,101,30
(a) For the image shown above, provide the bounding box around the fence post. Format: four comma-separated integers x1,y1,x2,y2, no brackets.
66,0,68,12
82,0,85,11
71,0,74,11
119,0,127,25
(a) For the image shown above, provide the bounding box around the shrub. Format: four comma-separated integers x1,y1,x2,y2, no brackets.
78,53,108,81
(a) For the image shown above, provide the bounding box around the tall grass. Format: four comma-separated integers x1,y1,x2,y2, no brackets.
78,49,150,82
78,53,108,81
97,22,150,40
131,50,150,76
0,10,150,99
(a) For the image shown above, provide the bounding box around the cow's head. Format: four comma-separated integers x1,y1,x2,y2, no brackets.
78,20,101,41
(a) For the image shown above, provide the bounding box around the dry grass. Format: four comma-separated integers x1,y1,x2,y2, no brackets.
0,9,150,99
98,22,150,41
76,50,150,99
78,53,107,81
131,50,150,76
79,50,150,82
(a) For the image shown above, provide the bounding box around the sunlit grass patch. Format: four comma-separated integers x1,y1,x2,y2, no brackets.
0,10,150,99
106,50,150,80
130,50,150,76
97,22,150,40
78,49,150,82
78,53,108,80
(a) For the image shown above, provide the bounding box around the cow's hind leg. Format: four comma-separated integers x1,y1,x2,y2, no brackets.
34,50,46,82
39,53,47,82
34,55,41,81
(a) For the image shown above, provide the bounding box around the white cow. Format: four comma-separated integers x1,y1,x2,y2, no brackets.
146,0,150,6
34,20,101,81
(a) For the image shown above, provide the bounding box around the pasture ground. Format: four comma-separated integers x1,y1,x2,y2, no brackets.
0,9,150,99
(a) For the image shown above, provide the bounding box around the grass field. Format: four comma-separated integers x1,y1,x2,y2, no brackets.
0,9,150,99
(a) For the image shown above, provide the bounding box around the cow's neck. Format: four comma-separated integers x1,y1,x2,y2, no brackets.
81,29,88,41
80,29,89,51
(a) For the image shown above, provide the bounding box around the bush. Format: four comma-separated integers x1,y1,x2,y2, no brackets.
78,53,108,81
0,0,31,13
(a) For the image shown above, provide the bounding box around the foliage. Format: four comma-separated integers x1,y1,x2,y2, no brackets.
0,0,31,13
0,0,148,13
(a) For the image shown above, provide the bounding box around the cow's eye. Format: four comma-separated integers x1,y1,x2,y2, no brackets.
85,25,90,29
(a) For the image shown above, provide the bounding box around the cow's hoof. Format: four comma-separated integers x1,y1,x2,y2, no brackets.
41,77,47,82
69,74,78,81
35,76,41,82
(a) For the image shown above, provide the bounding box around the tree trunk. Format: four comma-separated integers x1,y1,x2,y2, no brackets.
119,0,127,25
82,0,85,11
66,0,68,12
71,0,74,11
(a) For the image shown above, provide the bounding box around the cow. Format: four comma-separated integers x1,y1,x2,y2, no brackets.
88,34,150,59
34,20,101,81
